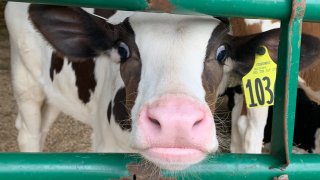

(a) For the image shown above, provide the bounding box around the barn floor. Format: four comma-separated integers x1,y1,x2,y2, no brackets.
0,69,92,152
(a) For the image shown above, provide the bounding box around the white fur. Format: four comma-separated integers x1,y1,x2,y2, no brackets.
230,92,268,153
230,92,245,152
244,19,264,26
244,19,280,32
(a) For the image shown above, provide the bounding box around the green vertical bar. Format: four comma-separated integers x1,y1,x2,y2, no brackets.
271,0,306,166
271,19,289,165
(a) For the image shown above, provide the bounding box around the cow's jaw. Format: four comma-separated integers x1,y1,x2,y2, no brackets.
126,13,221,170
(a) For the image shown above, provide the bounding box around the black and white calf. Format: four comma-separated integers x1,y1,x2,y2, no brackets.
228,19,320,154
5,2,320,170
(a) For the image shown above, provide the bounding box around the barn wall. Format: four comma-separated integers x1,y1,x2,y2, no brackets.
230,18,320,38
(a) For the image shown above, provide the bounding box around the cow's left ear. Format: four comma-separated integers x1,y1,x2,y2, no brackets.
29,4,115,59
229,28,320,76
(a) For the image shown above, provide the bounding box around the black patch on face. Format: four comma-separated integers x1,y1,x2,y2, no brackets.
94,9,116,19
113,87,131,131
229,29,280,76
298,33,320,70
50,52,64,81
220,85,242,110
202,21,230,95
205,21,230,61
117,19,141,119
107,101,112,123
68,58,97,104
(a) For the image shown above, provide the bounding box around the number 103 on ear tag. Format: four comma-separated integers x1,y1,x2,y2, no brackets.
242,46,277,108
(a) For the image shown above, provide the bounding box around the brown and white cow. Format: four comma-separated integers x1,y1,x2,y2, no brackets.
228,18,320,153
228,18,280,153
5,2,320,170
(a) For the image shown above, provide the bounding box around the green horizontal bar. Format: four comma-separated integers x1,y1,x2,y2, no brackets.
0,153,320,179
10,0,149,11
7,0,320,22
0,153,134,179
305,0,320,22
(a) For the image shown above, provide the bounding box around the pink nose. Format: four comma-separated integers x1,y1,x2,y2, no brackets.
139,95,213,148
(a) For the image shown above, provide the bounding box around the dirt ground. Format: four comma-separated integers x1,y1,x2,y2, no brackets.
0,2,92,152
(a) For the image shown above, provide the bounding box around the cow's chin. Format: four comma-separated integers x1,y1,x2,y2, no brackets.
142,147,206,171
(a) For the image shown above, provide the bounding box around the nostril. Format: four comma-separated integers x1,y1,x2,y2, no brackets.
193,119,203,128
150,118,161,129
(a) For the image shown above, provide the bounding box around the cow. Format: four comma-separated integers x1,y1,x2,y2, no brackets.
228,18,320,153
5,2,320,170
228,18,280,153
225,87,320,154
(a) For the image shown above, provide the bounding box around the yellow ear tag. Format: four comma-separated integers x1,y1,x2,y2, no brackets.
242,46,277,108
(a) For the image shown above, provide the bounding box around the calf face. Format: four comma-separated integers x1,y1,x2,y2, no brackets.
28,5,317,170
29,5,229,170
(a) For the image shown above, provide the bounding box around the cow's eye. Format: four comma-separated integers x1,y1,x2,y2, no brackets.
216,44,229,64
118,42,130,62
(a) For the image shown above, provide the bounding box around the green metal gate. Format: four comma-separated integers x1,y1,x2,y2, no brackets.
2,0,320,179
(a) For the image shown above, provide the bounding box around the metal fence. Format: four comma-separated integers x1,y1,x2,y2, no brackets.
2,0,320,179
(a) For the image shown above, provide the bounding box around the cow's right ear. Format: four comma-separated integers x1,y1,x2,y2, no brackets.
29,4,115,59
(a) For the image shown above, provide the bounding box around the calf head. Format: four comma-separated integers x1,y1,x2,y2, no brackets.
229,28,320,76
28,5,320,170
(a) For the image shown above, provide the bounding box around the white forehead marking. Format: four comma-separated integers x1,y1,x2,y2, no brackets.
129,12,221,103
